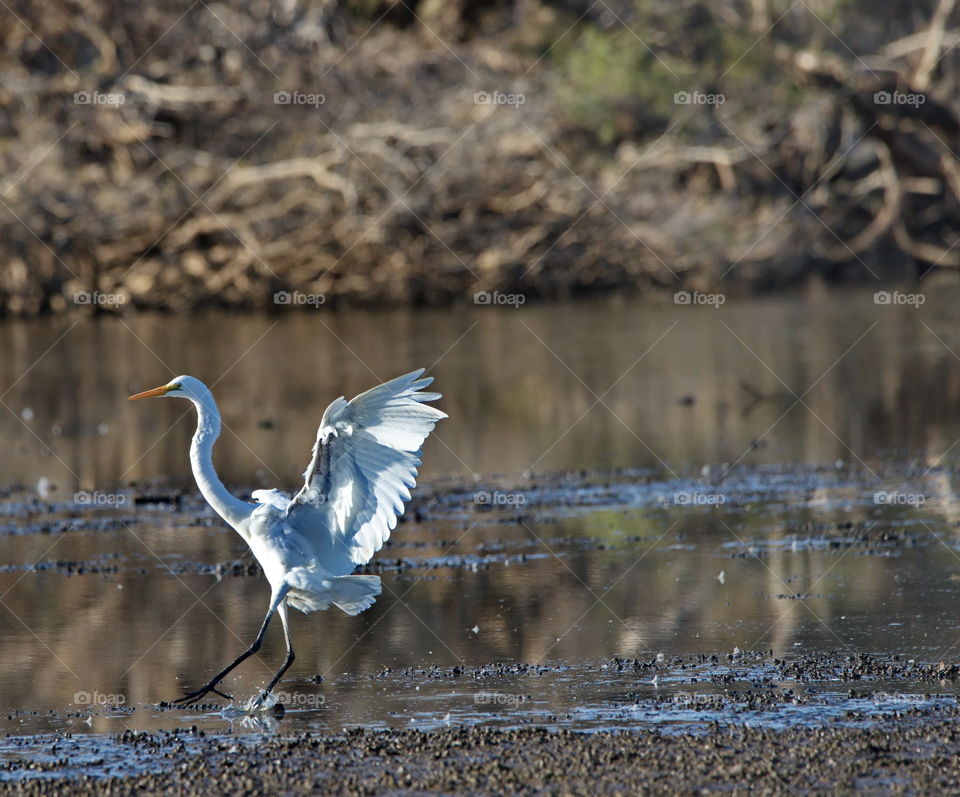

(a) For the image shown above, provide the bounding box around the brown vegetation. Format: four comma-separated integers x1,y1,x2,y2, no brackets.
1,0,960,314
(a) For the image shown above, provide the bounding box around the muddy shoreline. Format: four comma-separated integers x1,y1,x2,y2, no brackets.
3,649,960,792
6,714,960,794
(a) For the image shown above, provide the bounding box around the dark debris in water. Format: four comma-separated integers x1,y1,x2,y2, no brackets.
372,663,557,680
775,653,960,684
607,650,960,685
0,558,121,576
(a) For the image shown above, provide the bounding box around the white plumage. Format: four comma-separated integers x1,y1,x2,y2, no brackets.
128,369,446,707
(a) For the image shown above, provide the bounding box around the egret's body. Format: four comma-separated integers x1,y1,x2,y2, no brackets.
129,370,445,707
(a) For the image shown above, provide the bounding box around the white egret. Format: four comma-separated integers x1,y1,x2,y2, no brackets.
128,369,445,707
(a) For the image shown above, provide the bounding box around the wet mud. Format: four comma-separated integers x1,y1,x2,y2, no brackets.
6,709,960,795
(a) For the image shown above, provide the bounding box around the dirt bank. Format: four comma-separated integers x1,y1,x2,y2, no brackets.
4,2,960,315
6,716,960,795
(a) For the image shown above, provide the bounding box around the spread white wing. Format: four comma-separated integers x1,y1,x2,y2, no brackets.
282,369,446,576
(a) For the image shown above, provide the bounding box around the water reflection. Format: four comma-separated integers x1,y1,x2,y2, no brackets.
2,285,960,495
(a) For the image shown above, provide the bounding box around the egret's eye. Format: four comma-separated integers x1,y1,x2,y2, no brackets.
168,383,183,392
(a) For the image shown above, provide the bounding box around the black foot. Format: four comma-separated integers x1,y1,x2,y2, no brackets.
247,690,272,711
171,683,233,706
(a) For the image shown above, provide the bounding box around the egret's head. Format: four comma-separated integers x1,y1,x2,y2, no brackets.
128,375,207,401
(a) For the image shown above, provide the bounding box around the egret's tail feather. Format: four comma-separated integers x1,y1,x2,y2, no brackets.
284,570,381,616
330,574,381,615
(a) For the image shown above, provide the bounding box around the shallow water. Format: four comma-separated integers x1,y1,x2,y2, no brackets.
4,283,960,489
3,285,960,774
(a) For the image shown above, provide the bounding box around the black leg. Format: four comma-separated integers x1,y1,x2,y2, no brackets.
250,604,295,710
172,589,286,706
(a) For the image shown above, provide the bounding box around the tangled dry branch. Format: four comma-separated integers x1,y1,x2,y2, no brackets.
1,1,960,314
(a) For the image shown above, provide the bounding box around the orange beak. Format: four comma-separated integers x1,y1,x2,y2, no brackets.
128,384,173,400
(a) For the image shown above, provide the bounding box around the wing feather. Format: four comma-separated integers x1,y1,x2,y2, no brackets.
283,369,446,575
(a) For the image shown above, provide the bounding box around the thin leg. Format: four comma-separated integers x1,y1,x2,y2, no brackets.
172,587,288,706
250,602,295,709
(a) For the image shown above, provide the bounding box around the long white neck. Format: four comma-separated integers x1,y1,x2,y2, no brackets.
189,389,252,531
